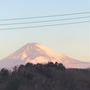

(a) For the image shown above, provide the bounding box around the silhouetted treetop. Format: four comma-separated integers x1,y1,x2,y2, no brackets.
0,62,90,90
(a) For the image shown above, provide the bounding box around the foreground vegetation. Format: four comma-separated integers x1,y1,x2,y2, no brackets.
0,62,90,90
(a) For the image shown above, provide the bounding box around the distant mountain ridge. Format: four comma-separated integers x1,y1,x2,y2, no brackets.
0,42,90,69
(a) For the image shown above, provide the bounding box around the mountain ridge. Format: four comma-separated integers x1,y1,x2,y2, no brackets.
0,42,90,69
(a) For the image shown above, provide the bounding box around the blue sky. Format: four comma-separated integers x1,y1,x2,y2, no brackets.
0,0,90,62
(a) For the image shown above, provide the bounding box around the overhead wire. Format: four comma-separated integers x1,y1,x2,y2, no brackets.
0,20,89,31
0,16,89,26
0,11,89,31
0,11,90,21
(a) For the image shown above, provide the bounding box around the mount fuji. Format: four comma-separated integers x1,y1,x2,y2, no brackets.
0,42,90,69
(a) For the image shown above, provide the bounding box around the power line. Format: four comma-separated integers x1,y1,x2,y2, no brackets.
0,16,89,26
0,11,90,21
0,20,89,31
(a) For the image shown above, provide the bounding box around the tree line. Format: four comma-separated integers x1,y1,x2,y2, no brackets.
0,62,90,90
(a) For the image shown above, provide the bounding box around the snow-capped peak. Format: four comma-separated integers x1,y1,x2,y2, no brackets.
0,42,90,69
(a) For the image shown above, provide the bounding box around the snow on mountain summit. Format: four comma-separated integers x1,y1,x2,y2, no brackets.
0,42,90,69
7,42,64,64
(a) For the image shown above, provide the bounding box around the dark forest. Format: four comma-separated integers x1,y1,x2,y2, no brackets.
0,62,90,90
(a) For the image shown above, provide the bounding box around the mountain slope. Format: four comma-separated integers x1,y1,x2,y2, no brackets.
0,43,90,69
